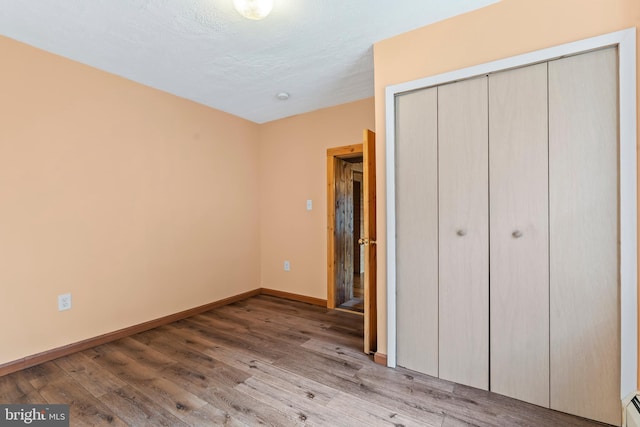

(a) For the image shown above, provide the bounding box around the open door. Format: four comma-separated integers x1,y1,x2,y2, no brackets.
326,129,377,355
361,129,377,354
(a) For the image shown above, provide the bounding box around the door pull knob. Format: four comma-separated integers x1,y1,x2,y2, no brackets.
512,230,523,238
358,238,377,245
456,229,466,237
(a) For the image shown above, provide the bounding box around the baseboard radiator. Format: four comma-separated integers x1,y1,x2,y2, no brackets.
624,394,640,427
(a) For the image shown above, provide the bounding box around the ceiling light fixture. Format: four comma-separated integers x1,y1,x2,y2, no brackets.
276,92,289,100
233,0,273,20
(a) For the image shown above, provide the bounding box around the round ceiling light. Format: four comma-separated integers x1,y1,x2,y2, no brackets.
233,0,273,20
276,92,289,100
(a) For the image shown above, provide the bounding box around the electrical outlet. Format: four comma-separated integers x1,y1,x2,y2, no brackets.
306,200,313,211
58,293,72,311
284,260,290,272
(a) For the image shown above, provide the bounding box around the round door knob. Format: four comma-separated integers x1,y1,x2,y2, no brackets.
512,230,523,238
456,229,466,237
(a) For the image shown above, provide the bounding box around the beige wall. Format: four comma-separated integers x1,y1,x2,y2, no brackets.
258,99,375,299
0,36,260,365
0,34,376,366
373,0,640,377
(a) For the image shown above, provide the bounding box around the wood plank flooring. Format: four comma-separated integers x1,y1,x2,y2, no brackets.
0,295,610,426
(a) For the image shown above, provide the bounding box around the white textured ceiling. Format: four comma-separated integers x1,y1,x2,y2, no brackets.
0,0,499,123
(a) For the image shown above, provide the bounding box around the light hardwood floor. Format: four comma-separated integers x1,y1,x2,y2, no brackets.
0,295,609,426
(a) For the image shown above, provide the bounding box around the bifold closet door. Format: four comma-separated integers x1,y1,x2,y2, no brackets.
438,76,489,390
489,63,549,407
549,48,620,425
395,88,439,376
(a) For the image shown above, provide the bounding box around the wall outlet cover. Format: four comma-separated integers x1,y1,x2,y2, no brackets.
58,293,72,311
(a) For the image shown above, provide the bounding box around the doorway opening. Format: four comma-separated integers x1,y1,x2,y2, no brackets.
326,129,377,355
333,155,364,313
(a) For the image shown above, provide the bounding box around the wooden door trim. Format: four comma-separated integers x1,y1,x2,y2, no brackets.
327,143,363,309
327,144,363,159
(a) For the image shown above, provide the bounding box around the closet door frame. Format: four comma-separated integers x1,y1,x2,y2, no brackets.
385,27,637,400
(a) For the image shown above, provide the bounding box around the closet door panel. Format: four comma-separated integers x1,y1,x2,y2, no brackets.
438,76,489,390
489,63,549,407
549,48,619,426
395,88,439,376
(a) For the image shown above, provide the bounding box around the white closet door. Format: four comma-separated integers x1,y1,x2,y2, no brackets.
438,76,489,390
549,47,620,426
395,88,439,376
489,63,549,407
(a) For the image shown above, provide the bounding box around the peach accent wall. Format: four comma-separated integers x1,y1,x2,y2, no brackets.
373,0,640,367
0,36,260,365
258,99,375,299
